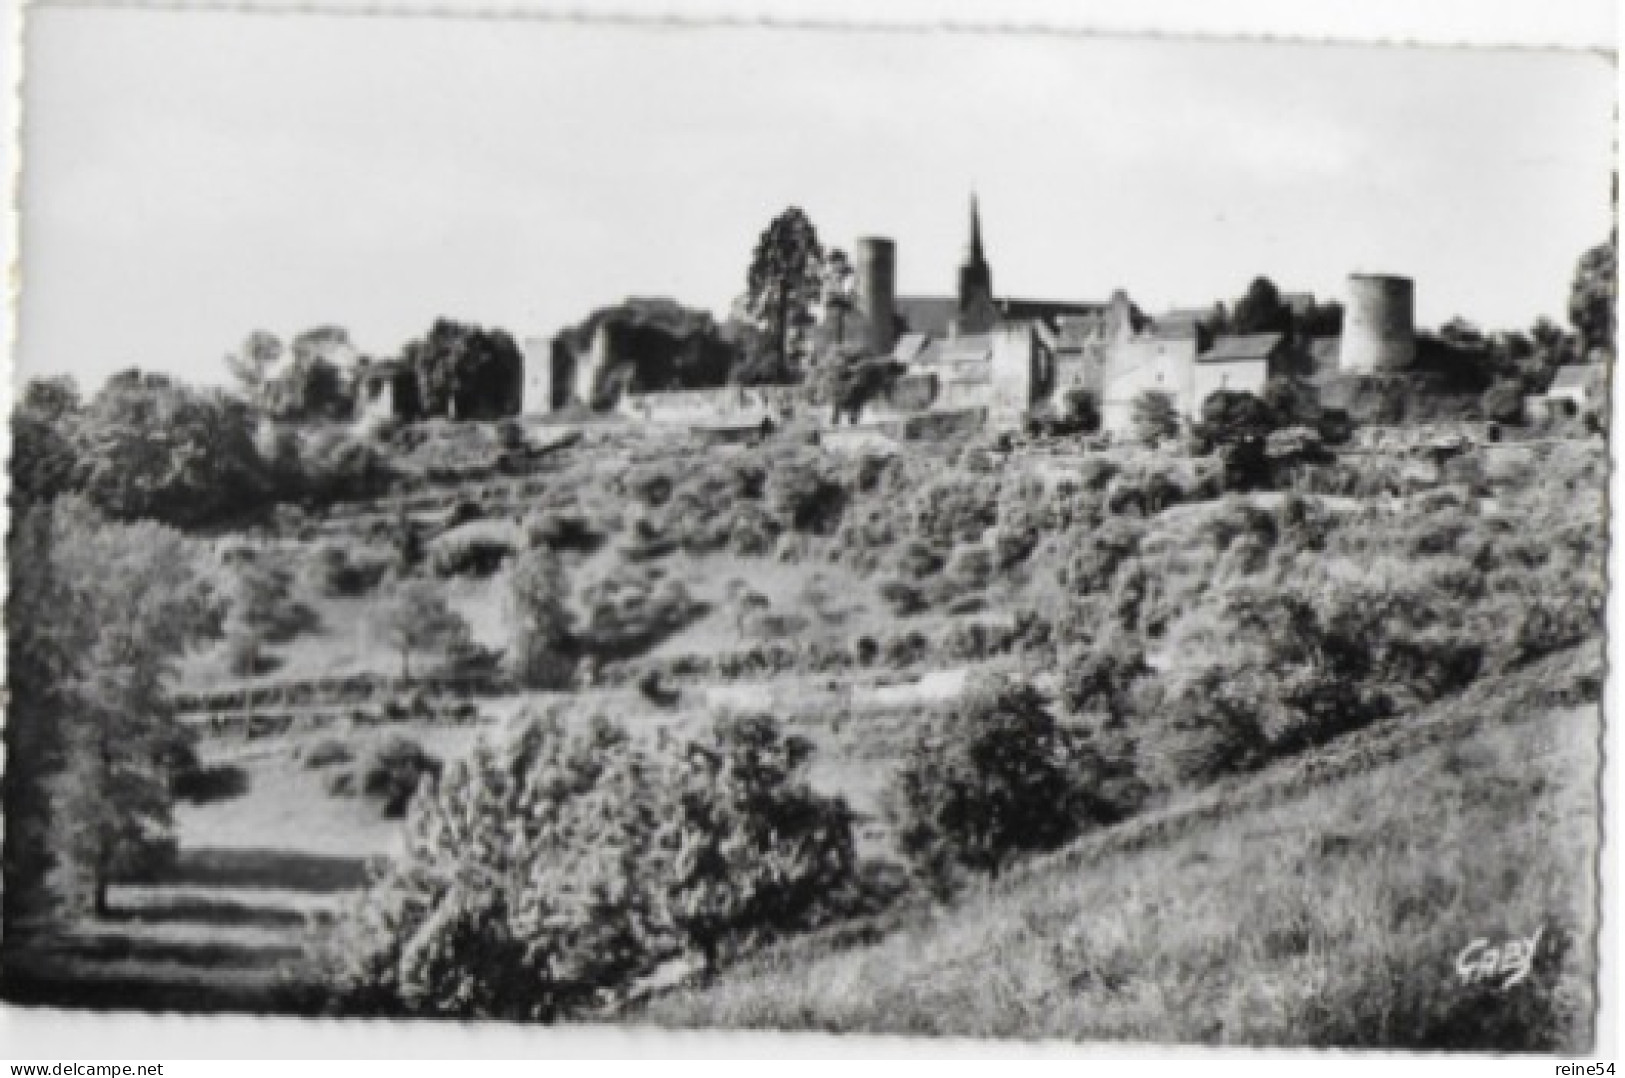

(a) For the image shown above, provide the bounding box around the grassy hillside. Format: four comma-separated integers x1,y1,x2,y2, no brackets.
641,648,1600,1050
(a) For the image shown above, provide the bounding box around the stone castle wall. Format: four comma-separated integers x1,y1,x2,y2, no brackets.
615,385,802,424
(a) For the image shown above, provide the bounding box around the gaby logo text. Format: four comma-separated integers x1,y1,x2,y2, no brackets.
1457,926,1544,990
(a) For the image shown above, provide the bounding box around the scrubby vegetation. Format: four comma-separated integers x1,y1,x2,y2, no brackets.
319,711,857,1018
4,242,1609,1049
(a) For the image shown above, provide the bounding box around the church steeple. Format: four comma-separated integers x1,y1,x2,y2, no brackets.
966,192,987,268
957,192,995,327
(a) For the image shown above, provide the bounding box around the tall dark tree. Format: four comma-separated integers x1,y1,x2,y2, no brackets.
3,505,78,930
402,320,524,420
745,207,824,376
1569,236,1617,358
25,499,221,916
12,377,84,506
1231,277,1292,336
225,331,284,405
21,376,82,424
280,327,357,420
74,371,266,527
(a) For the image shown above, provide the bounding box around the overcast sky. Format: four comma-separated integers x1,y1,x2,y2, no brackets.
15,8,1616,390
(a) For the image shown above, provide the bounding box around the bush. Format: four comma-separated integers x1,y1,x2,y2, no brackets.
223,624,267,677
1058,519,1140,594
878,578,928,618
359,736,442,818
1142,668,1272,789
304,738,356,769
658,713,858,971
1131,390,1181,447
885,679,1092,894
304,542,392,597
172,762,250,804
303,430,394,505
504,547,574,689
323,711,857,1019
765,449,847,534
226,556,316,644
322,716,652,1020
168,740,250,804
947,545,994,591
577,562,700,651
429,523,519,578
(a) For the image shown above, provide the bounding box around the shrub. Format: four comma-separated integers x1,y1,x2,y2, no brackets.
1058,518,1140,594
765,450,847,534
1144,667,1272,788
913,477,999,547
374,578,471,679
1131,389,1181,447
894,540,947,581
577,561,700,652
323,716,655,1020
304,542,392,597
947,545,994,591
429,523,519,578
727,502,782,557
885,679,1091,894
304,738,355,769
1061,637,1152,718
359,736,442,818
303,430,394,505
323,711,858,1018
226,556,315,644
878,579,928,618
223,623,267,677
172,762,249,804
745,612,810,639
1074,456,1120,492
657,713,858,971
504,547,574,689
943,594,987,618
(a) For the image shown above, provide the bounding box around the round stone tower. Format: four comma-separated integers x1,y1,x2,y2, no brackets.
1340,273,1416,372
855,236,897,357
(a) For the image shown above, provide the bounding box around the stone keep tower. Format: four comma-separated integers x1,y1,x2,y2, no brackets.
1340,273,1416,372
854,236,897,356
520,337,555,415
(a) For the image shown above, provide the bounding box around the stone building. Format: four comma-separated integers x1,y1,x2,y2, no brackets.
1527,363,1606,420
838,196,1123,429
1098,274,1416,436
352,359,417,429
1192,332,1290,407
1098,328,1202,434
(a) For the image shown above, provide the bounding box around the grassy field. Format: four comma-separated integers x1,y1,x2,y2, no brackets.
173,546,897,691
640,662,1600,1050
10,426,1602,1044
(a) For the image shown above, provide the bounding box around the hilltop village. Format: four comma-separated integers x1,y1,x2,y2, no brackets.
6,196,1611,1041
348,197,1606,443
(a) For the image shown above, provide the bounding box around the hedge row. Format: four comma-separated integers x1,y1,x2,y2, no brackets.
596,614,1052,688
185,698,488,740
173,672,506,715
